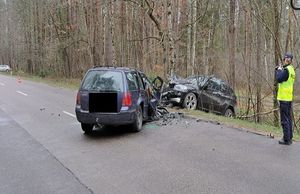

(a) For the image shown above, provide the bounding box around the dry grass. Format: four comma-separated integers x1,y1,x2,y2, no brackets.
169,107,299,141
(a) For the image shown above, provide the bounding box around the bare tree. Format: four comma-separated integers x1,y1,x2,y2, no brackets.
255,5,262,123
229,0,236,90
273,0,281,127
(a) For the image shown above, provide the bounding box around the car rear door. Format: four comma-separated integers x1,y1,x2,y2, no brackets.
125,71,148,116
136,72,149,119
217,83,236,114
125,72,139,107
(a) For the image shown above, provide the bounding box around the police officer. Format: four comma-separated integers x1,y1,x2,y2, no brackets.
276,52,296,145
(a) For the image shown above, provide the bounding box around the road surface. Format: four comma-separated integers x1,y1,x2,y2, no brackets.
1,74,300,194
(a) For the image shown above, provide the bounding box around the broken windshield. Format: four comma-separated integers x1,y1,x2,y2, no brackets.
186,76,208,88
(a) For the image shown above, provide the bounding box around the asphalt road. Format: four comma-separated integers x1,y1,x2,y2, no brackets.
1,74,300,194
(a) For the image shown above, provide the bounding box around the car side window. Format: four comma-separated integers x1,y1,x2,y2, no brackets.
126,72,139,91
207,80,220,92
220,83,227,94
136,73,145,90
140,74,149,89
223,84,234,96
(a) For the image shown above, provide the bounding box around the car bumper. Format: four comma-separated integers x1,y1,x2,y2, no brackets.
169,97,181,103
75,108,136,125
165,90,185,104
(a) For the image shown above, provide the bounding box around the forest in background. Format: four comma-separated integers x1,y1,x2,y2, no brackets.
0,0,299,127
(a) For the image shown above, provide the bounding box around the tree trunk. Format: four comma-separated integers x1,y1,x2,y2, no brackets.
191,0,197,76
244,3,252,116
186,0,192,76
285,9,292,53
167,0,176,75
273,0,281,127
256,10,262,123
229,0,236,90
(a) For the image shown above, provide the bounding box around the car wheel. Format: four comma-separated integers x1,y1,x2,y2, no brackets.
224,108,234,117
183,93,197,110
132,106,143,132
81,123,94,134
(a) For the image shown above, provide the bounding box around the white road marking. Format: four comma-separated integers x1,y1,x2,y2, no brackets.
0,82,4,86
16,91,28,96
63,111,76,118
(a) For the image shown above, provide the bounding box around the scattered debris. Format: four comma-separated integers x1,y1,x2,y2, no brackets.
196,118,220,125
40,108,45,111
184,121,190,128
154,110,185,126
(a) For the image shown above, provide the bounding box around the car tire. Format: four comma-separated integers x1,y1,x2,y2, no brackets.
183,93,197,110
132,106,143,132
224,108,234,117
81,123,94,134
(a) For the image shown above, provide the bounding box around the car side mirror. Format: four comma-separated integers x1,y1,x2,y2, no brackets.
291,0,300,10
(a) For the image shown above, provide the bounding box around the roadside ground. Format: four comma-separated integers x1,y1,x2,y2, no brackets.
1,72,299,142
171,108,299,142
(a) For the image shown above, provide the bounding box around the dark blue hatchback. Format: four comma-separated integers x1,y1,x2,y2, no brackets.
75,67,151,133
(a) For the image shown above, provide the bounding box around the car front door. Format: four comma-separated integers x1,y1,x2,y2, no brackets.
136,72,149,119
188,76,207,111
199,79,221,113
198,80,213,112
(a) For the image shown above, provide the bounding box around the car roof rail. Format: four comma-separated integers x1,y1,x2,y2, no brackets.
92,65,116,69
92,65,136,71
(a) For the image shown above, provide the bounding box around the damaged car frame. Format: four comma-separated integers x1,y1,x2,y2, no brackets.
75,66,162,133
163,75,237,117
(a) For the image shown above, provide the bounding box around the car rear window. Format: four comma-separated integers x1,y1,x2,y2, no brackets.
81,70,123,91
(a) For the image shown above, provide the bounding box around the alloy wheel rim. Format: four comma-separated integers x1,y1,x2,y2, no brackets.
186,94,196,109
225,109,233,117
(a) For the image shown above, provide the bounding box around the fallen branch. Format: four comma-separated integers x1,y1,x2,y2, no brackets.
237,108,279,119
238,102,300,119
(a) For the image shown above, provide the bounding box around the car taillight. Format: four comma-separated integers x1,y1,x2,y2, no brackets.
122,92,132,106
76,91,81,105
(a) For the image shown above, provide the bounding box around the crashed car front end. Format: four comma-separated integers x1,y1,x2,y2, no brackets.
162,74,237,116
166,84,195,104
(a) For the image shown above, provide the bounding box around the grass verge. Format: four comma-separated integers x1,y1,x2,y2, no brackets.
170,108,299,142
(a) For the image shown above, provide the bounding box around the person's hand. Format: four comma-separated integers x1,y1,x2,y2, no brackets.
276,66,283,70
